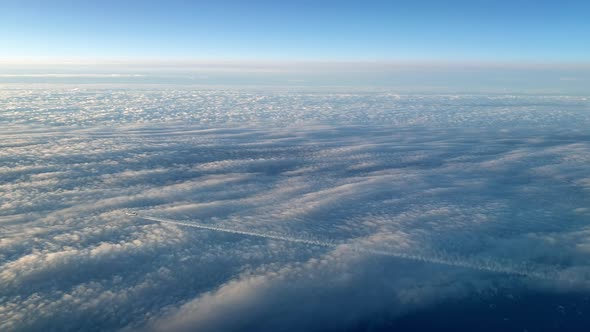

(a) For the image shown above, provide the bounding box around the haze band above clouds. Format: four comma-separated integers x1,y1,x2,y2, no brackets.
1,60,588,92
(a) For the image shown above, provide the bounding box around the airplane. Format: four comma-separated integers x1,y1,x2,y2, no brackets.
125,210,138,216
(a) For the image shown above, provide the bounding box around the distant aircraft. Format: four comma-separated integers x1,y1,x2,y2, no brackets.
125,210,138,216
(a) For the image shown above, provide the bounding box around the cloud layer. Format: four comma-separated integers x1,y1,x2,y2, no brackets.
1,89,590,331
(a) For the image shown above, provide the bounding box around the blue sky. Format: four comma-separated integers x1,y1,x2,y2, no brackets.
1,0,589,62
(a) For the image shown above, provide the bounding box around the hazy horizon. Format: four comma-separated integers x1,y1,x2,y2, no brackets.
1,60,589,94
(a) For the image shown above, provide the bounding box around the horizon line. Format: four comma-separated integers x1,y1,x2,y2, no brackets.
2,57,590,69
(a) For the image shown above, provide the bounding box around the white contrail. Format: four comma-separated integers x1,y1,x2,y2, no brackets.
137,214,338,248
132,211,562,281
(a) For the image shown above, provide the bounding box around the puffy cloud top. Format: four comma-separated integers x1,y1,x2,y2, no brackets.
1,89,590,331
